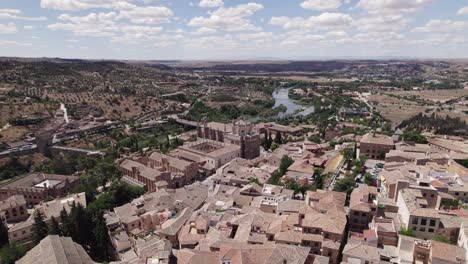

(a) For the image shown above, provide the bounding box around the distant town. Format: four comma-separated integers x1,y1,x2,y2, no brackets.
0,58,467,264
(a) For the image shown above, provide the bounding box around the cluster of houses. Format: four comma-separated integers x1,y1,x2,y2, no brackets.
3,117,468,264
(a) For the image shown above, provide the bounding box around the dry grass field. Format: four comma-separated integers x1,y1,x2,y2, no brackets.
370,91,468,124
393,89,468,102
0,126,30,142
44,92,180,121
375,104,428,125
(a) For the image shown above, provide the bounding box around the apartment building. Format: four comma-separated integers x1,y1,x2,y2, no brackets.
8,192,86,244
0,173,80,206
119,159,171,192
349,184,378,232
0,195,28,223
359,132,395,160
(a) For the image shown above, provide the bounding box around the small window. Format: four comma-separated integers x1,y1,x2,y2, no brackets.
430,220,436,226
420,228,425,232
412,218,419,225
421,219,427,225
428,229,434,233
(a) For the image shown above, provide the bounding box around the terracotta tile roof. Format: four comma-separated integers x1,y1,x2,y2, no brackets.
430,240,466,263
0,195,26,211
343,243,380,261
360,132,394,146
17,235,95,264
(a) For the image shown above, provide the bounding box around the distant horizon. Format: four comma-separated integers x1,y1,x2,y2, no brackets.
0,1,468,60
2,55,468,63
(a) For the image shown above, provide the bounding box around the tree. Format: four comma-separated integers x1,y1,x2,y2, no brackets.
399,227,415,237
270,142,279,151
87,183,145,213
249,177,260,185
364,173,373,186
401,130,428,144
433,235,453,244
69,203,93,247
0,243,27,264
333,176,355,194
60,208,72,237
308,135,321,143
299,184,313,197
261,131,273,151
441,199,460,207
32,212,49,244
269,170,282,186
91,212,111,262
0,219,8,247
90,162,122,190
279,155,294,175
274,131,282,144
342,148,354,161
269,155,295,187
286,180,301,196
48,216,60,236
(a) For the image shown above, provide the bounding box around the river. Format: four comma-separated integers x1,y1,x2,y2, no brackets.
272,87,315,118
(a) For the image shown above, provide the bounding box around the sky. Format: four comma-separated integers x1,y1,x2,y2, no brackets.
0,0,467,60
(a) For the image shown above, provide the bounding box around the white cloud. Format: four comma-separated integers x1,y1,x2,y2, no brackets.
40,0,137,11
352,31,405,44
191,27,217,35
188,3,263,31
278,30,352,47
49,11,167,45
354,15,411,32
0,9,47,21
413,20,468,33
118,6,173,24
49,12,121,37
198,0,224,8
270,13,352,31
0,23,17,34
24,25,35,30
411,34,468,46
356,0,432,14
300,0,342,11
457,6,468,16
0,39,32,46
48,6,172,37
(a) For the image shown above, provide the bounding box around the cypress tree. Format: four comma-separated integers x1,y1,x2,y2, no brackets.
72,203,93,247
274,131,282,144
92,212,111,262
59,207,71,237
32,212,48,244
49,216,60,236
0,219,8,247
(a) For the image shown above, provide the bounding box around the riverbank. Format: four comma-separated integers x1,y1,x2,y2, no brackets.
272,87,315,118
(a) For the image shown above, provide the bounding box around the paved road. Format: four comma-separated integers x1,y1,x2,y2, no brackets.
327,155,346,191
